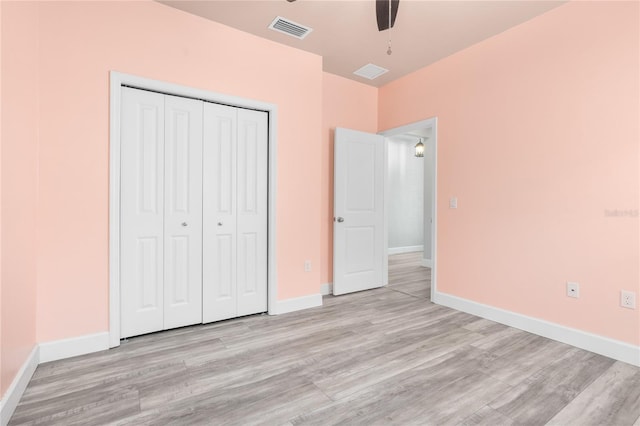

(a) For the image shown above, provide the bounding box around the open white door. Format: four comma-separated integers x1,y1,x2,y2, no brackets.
333,127,385,295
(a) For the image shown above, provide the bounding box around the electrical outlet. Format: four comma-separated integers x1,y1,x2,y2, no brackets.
621,290,636,309
566,282,579,298
304,260,312,272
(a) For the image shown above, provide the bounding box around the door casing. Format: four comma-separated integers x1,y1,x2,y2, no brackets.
109,71,278,348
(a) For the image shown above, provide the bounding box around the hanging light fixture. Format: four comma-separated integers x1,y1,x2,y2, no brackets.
415,138,425,157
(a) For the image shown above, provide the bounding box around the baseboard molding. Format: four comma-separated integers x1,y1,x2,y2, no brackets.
39,332,110,364
271,293,323,315
433,291,640,367
320,282,333,296
421,258,433,268
0,346,39,426
388,245,423,255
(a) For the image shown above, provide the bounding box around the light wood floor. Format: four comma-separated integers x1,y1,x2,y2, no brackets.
10,252,640,425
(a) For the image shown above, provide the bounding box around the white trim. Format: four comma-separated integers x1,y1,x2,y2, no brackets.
320,282,333,296
270,294,323,315
380,117,438,302
382,140,389,287
421,258,433,268
0,346,39,426
388,245,423,255
39,332,110,364
433,291,640,367
109,72,122,348
109,71,278,347
267,97,279,319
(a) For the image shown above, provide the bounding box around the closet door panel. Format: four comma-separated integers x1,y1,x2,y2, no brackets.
120,87,165,338
203,103,238,323
236,109,268,316
163,95,203,329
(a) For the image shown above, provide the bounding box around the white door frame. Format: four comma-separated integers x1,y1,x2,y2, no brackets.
109,71,278,348
379,117,438,300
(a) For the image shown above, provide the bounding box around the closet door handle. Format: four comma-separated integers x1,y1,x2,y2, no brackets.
181,222,188,227
217,222,223,226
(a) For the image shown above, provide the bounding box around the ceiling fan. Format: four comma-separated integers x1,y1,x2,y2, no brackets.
376,0,399,31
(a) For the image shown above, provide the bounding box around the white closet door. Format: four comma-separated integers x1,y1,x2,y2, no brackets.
163,95,203,330
236,109,268,316
121,87,165,338
202,103,238,323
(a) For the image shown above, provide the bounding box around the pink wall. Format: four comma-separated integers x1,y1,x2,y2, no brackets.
0,0,3,396
33,1,322,342
379,1,639,345
321,73,378,285
1,2,39,395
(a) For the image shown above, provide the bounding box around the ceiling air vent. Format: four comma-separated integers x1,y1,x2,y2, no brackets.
353,63,389,80
268,16,313,40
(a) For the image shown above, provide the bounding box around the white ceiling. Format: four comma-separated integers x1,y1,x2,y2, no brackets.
159,0,564,87
388,126,432,145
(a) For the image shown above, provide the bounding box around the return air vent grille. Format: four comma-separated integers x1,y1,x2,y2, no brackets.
353,63,389,80
268,16,313,40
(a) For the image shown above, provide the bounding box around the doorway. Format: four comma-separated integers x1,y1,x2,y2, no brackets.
380,118,438,300
109,72,279,347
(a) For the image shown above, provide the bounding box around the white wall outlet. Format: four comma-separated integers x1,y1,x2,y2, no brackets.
304,260,312,272
621,290,636,309
566,282,579,298
449,197,458,209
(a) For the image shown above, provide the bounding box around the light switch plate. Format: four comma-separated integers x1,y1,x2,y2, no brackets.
567,282,579,298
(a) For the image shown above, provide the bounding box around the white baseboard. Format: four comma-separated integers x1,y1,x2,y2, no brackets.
320,282,333,296
0,345,39,426
271,293,323,315
388,245,423,255
421,258,433,268
39,332,110,364
433,291,640,367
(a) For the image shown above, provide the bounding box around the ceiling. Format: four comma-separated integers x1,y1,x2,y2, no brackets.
159,0,564,87
389,126,432,145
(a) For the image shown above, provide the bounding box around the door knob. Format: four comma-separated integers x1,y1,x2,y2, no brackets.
217,222,223,226
336,217,344,223
181,222,188,227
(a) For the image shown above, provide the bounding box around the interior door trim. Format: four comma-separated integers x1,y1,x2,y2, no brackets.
109,71,278,348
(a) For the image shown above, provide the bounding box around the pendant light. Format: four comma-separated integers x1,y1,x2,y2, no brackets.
415,138,425,157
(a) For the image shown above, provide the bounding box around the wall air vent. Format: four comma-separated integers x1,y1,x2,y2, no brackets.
353,63,389,80
268,16,313,40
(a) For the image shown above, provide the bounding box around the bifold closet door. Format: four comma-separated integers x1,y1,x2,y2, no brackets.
163,94,203,330
121,88,165,338
236,108,268,317
203,103,268,323
120,87,203,338
202,103,237,323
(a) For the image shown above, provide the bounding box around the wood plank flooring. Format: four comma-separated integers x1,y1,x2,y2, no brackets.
9,252,640,425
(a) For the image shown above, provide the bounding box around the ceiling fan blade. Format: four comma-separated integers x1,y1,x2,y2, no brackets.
376,0,399,31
